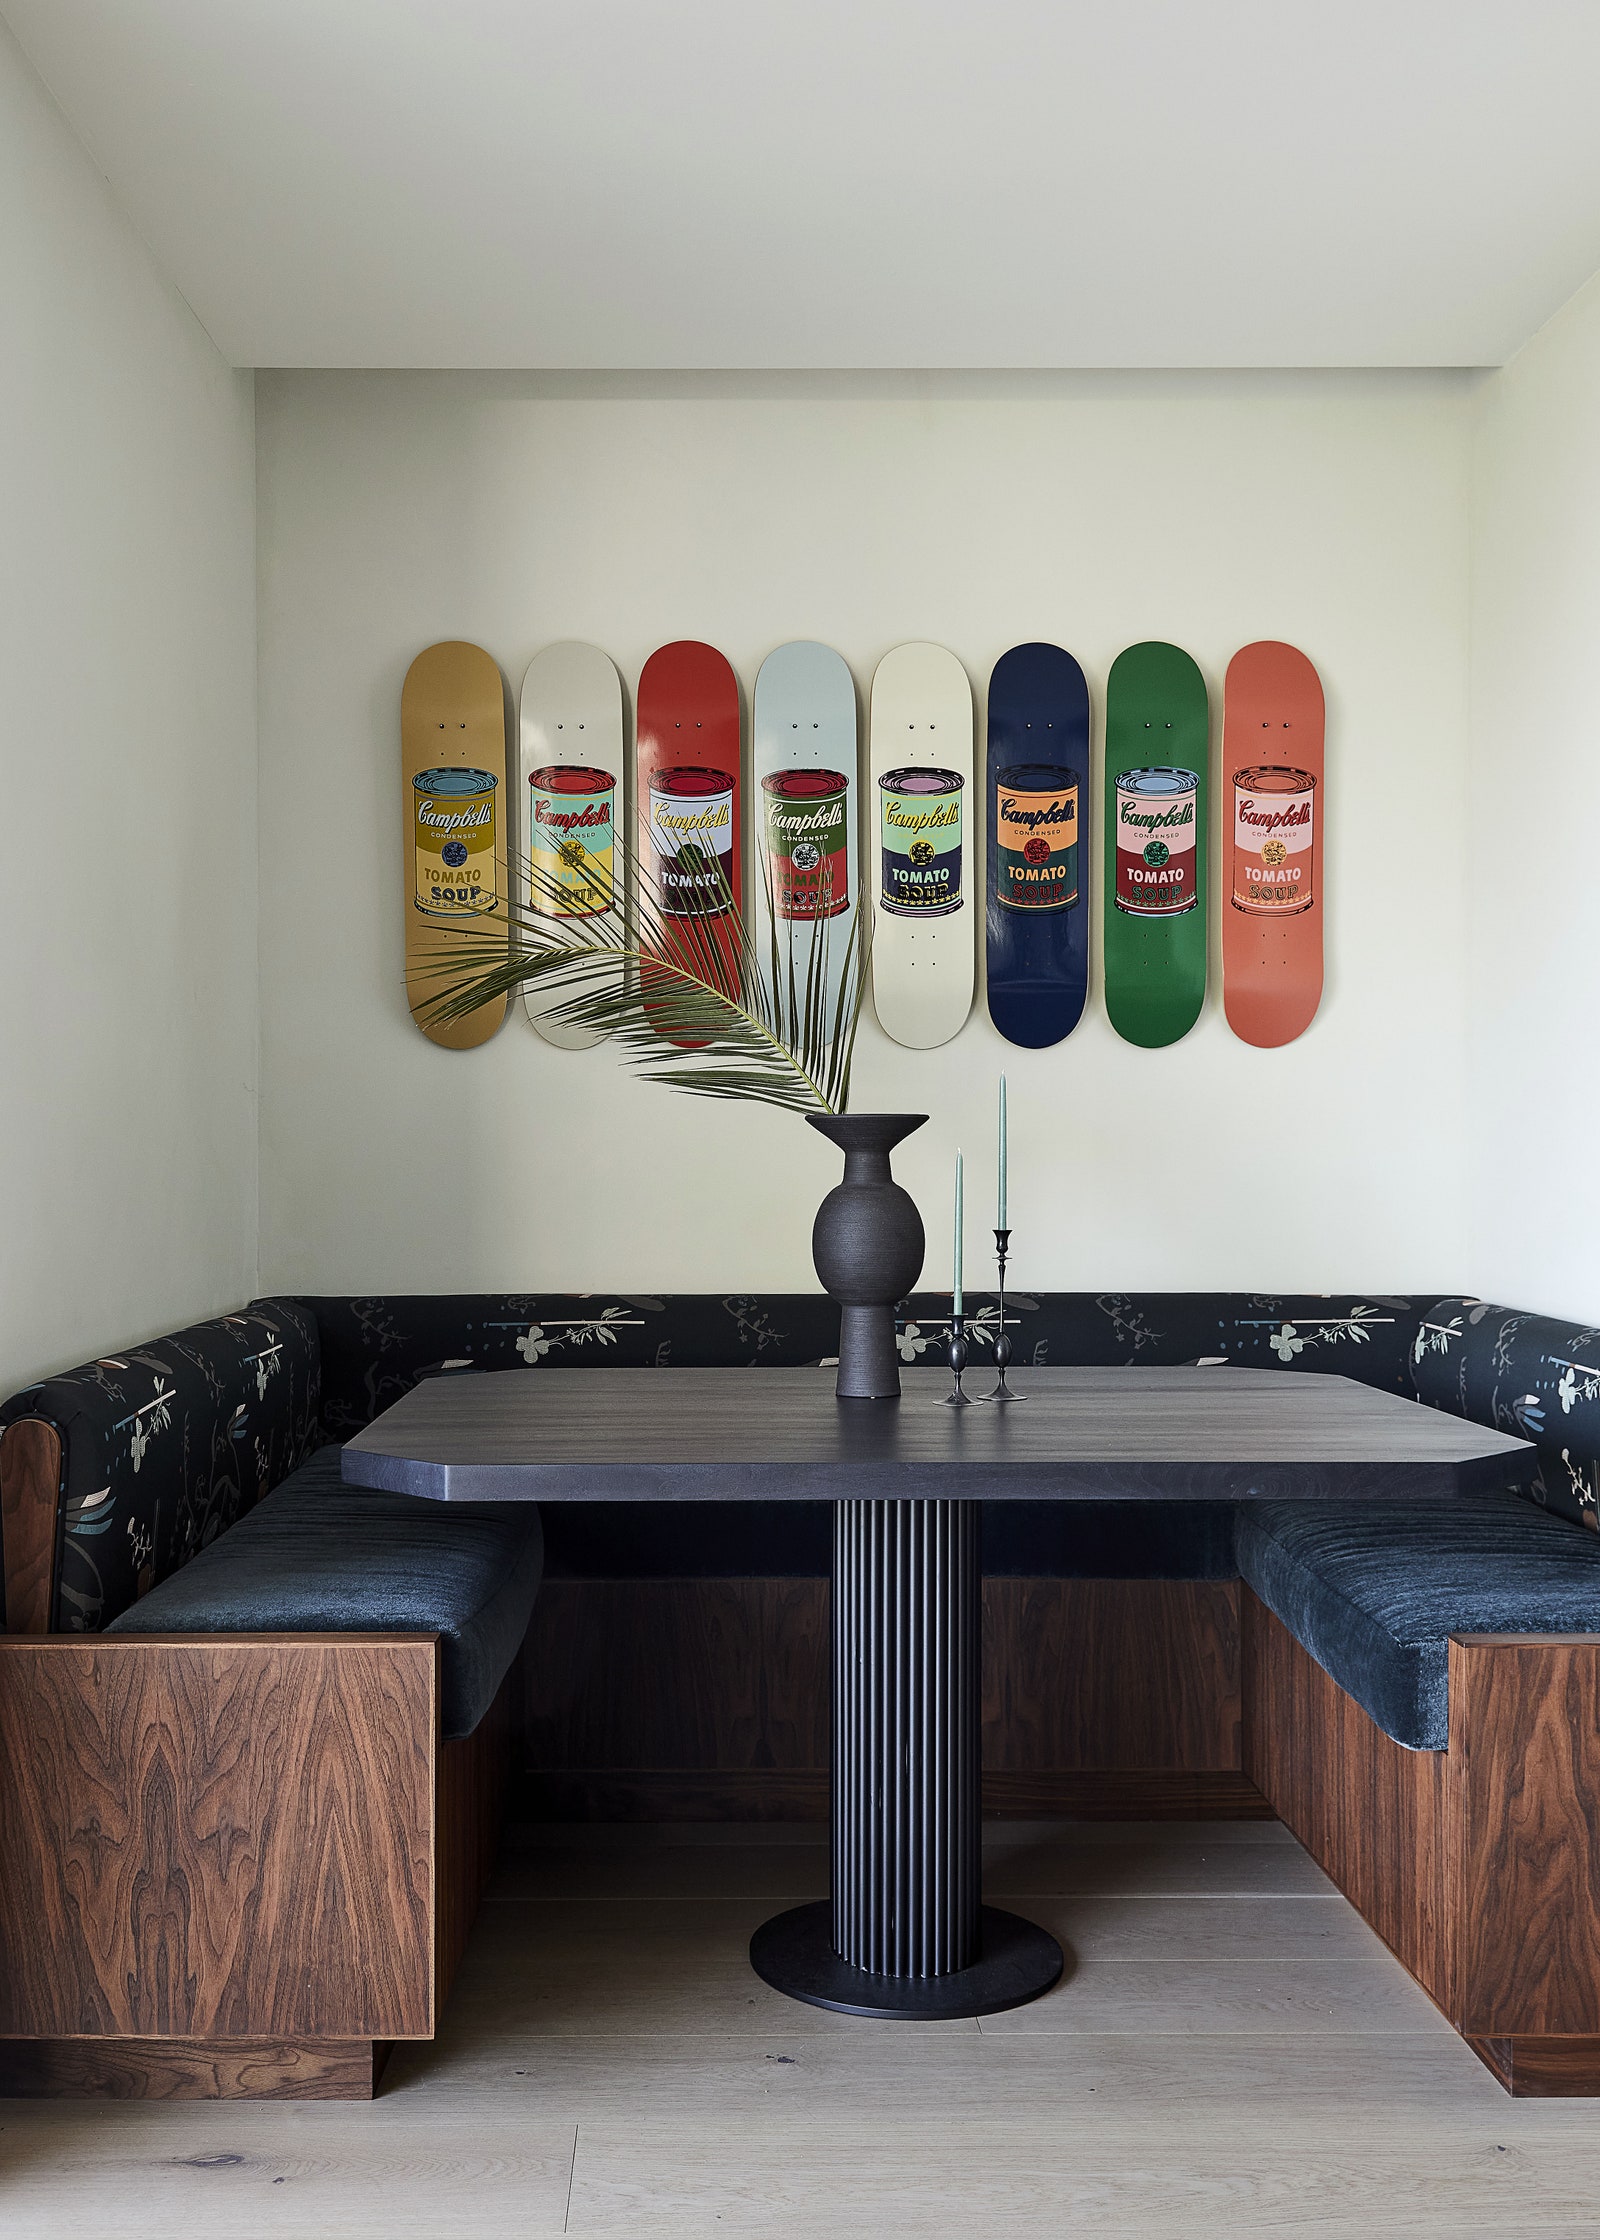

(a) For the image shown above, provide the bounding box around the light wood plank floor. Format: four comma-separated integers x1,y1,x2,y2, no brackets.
6,1818,1600,2236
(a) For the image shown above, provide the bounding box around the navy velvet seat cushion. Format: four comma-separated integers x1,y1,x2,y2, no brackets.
1236,1492,1600,1751
106,1447,542,1739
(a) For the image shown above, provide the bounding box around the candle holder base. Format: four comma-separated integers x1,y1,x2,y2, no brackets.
975,1228,1027,1404
943,1314,972,1407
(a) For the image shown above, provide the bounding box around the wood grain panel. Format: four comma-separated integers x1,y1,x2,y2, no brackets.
982,1580,1241,1770
0,2036,388,2101
518,1580,828,1773
0,1636,438,2041
517,1579,1237,1786
1466,2034,1600,2097
1450,1633,1600,2037
436,1673,512,2014
1242,1589,1451,2006
0,1417,61,1633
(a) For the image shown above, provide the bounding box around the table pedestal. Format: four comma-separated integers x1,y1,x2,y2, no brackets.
749,1499,1063,2019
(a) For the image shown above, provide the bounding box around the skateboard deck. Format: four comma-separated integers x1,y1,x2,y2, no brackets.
869,642,975,1050
985,642,1091,1049
519,641,626,1050
752,641,859,1033
636,641,743,1043
401,640,508,1049
1103,641,1209,1048
1222,641,1325,1048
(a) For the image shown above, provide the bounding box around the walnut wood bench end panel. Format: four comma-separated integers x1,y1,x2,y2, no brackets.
0,1635,439,2042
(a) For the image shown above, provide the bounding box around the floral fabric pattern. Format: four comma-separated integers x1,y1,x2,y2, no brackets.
1411,1297,1600,1531
301,1291,1430,1438
0,1300,321,1631
2,1290,1486,1633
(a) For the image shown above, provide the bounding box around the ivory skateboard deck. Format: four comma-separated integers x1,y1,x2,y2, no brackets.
752,641,859,1031
1103,641,1209,1048
868,642,975,1050
519,642,626,1050
636,641,743,1042
1222,641,1325,1048
401,640,508,1049
985,642,1090,1049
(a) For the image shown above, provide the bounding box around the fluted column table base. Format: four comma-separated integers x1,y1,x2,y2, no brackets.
749,1498,1063,2021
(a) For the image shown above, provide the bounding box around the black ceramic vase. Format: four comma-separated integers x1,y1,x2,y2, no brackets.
807,1113,928,1400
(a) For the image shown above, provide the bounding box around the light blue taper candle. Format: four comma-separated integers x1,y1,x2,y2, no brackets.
953,1149,964,1318
998,1075,1008,1231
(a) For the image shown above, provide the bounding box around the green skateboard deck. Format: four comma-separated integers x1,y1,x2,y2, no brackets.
1103,642,1209,1047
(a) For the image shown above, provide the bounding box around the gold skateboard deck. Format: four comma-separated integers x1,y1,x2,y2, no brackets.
401,640,509,1049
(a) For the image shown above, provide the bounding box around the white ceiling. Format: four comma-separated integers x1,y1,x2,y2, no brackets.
9,0,1600,370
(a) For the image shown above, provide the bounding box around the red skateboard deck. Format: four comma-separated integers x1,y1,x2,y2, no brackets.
1221,641,1324,1047
636,641,743,1044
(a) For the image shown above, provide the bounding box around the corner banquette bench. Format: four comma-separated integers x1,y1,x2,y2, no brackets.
5,1289,1600,2098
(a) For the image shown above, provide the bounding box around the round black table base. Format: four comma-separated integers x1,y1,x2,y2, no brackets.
749,1902,1063,2021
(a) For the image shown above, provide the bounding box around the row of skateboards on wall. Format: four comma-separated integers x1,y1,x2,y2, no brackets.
402,636,1324,1054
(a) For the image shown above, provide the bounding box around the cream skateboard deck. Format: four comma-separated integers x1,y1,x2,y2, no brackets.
1222,641,1325,1047
869,643,975,1050
519,641,626,1050
752,640,859,1033
402,640,508,1049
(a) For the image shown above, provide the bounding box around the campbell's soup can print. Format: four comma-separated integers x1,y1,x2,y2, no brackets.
996,764,1080,912
762,769,851,921
648,765,736,917
1231,764,1316,915
1114,766,1199,917
528,764,616,919
879,768,964,917
413,767,499,916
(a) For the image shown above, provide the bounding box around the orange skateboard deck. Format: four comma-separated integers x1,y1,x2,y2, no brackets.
1221,641,1324,1048
401,640,509,1049
636,640,743,1046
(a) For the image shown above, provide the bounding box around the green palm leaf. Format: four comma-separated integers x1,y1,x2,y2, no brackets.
415,835,871,1115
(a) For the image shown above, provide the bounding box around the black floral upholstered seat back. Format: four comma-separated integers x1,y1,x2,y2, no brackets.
0,1300,321,1631
304,1291,1427,1436
1412,1298,1600,1531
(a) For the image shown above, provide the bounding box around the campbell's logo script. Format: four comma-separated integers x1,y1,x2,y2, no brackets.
885,799,959,835
418,799,492,834
1001,796,1075,830
1119,799,1193,835
770,803,843,837
1238,796,1311,834
534,799,610,833
654,802,730,840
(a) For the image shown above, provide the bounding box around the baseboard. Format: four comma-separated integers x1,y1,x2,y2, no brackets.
0,2037,392,2101
513,1767,1270,1823
1467,2035,1600,2098
518,1769,831,1821
981,1770,1272,1819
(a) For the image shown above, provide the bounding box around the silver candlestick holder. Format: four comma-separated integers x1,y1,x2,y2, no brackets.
975,1229,1025,1402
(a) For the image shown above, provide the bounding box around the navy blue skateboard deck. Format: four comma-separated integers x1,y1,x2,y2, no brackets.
985,643,1090,1048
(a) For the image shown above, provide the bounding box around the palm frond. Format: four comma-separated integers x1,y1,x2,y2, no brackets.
415,833,871,1114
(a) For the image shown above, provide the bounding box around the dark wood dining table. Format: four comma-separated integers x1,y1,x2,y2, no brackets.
343,1364,1532,2022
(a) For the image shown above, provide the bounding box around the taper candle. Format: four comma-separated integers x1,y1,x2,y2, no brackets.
953,1149,964,1317
998,1075,1008,1230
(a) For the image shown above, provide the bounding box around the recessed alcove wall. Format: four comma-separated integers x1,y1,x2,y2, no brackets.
255,366,1474,1297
